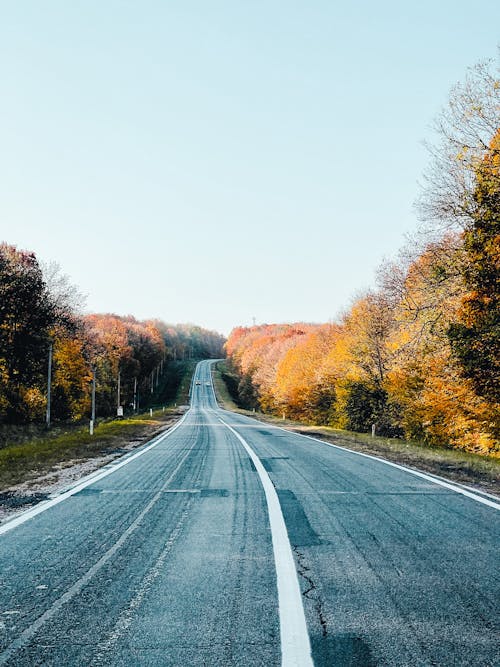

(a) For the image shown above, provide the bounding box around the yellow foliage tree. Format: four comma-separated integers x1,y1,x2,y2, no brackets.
52,334,92,421
386,236,497,452
274,326,338,422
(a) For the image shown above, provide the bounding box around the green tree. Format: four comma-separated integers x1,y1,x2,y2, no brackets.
419,56,500,435
448,130,500,405
0,244,56,422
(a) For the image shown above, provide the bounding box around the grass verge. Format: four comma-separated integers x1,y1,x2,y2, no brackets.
212,361,500,496
0,361,197,490
173,359,197,406
212,361,240,411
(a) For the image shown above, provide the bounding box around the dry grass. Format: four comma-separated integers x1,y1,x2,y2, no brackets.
0,409,181,489
212,362,500,496
0,361,197,490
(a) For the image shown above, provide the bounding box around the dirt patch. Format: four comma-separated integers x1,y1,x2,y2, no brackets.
0,415,180,526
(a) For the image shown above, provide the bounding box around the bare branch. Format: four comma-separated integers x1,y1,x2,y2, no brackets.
418,57,500,233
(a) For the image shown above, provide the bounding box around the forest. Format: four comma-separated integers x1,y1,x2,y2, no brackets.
0,245,225,426
225,62,499,455
1,61,497,456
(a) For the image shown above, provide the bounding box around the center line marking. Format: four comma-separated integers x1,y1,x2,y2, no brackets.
218,415,313,667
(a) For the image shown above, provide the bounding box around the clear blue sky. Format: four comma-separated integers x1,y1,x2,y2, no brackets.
1,1,498,335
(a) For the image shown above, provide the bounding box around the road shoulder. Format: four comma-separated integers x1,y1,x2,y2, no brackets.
211,364,500,498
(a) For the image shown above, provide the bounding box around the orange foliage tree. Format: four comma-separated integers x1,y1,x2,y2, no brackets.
225,233,498,453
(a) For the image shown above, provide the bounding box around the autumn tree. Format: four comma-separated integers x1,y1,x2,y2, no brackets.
448,129,500,407
253,329,308,412
419,59,499,232
418,56,499,431
226,324,317,412
381,236,496,452
274,325,337,423
222,61,500,453
83,314,133,415
0,244,56,422
0,243,227,425
41,260,86,325
154,322,225,361
334,292,399,435
51,331,92,420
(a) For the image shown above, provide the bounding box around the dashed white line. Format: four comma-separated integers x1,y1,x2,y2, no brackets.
0,413,189,536
262,424,500,511
0,434,195,665
206,360,499,511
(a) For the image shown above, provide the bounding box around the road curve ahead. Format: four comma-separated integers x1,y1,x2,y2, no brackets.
0,360,498,666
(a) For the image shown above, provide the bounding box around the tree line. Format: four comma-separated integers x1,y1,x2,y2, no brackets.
225,60,499,455
0,245,225,425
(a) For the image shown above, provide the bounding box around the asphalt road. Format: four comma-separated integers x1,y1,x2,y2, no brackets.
0,360,498,666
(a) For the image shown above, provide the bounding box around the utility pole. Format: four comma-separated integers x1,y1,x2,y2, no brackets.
90,367,96,435
46,341,53,428
150,370,154,394
133,377,137,412
117,370,121,416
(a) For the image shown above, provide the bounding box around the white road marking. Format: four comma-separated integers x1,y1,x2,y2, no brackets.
0,413,188,536
0,437,195,665
205,360,499,511
229,417,500,511
218,415,313,667
92,502,192,663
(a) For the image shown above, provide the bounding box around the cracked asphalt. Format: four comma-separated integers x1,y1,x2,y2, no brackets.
0,360,498,666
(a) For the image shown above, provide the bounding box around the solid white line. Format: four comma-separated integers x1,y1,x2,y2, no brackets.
226,416,500,511
0,412,189,536
218,415,313,667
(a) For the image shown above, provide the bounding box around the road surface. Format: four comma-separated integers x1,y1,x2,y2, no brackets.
0,360,498,666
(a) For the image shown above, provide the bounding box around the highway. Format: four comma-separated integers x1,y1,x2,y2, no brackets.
0,360,498,666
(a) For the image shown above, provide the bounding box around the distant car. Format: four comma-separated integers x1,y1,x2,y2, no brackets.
205,382,210,387
195,381,201,385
